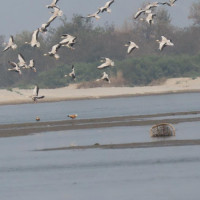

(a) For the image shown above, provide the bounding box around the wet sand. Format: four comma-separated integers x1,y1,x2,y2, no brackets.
36,139,200,151
1,111,200,138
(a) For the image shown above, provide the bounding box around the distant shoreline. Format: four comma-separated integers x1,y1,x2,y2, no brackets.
0,89,200,106
0,77,200,106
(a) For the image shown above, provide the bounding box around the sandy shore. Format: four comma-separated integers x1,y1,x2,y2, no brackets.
1,77,200,105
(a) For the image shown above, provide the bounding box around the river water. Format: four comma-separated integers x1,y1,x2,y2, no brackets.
0,92,200,124
0,93,200,200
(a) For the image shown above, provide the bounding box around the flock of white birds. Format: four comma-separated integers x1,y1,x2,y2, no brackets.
3,0,177,103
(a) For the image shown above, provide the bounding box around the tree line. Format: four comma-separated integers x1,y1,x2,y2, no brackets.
1,2,200,89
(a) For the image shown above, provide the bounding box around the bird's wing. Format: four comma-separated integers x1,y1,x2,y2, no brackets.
161,36,167,41
159,41,166,50
134,9,145,19
105,58,111,63
8,61,17,68
101,72,107,79
59,38,69,45
37,96,45,99
52,44,61,52
48,14,57,24
170,0,177,4
3,45,10,52
18,69,22,75
29,59,34,67
105,0,114,7
18,54,26,63
33,85,39,96
8,36,14,45
61,34,68,38
32,29,39,41
54,0,59,4
160,2,170,6
97,62,108,69
127,45,134,54
95,9,101,15
67,35,76,42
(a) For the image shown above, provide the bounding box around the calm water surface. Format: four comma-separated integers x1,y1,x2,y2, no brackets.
0,93,200,124
0,132,200,200
1,94,200,200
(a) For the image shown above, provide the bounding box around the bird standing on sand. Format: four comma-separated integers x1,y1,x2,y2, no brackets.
99,0,115,13
68,114,78,119
44,43,61,60
8,61,22,75
125,41,139,54
97,57,115,69
96,72,111,83
156,36,174,51
3,36,17,52
31,85,45,103
25,29,40,48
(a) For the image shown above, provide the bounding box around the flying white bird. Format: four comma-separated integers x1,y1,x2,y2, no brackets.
8,61,22,75
97,57,115,69
48,7,63,23
83,9,101,20
125,41,139,54
64,65,76,80
18,54,28,68
156,36,174,51
144,2,161,10
145,13,156,24
160,0,177,6
31,85,45,103
39,22,50,33
99,0,115,13
134,8,151,19
96,72,111,83
39,19,55,33
59,34,77,50
27,59,36,72
25,29,40,47
3,36,17,52
44,43,61,60
140,12,156,25
46,0,59,8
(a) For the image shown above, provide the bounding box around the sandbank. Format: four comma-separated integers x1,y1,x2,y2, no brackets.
0,77,200,105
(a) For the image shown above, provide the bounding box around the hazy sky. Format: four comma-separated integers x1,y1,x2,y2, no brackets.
1,0,198,37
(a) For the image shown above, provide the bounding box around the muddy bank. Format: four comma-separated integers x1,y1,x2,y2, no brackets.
0,111,200,138
36,139,200,151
